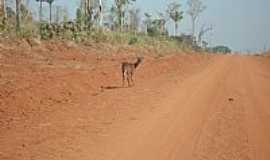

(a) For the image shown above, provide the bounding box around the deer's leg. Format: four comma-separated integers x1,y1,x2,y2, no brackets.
127,74,131,87
122,72,125,87
131,72,134,86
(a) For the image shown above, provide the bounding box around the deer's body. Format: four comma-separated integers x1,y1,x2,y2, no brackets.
121,57,143,87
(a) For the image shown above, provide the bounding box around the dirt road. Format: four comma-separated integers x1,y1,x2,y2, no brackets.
1,53,270,160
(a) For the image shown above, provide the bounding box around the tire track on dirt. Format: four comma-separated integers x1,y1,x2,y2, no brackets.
242,57,270,160
193,56,253,160
194,101,251,160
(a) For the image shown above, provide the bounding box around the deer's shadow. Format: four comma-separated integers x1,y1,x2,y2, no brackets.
101,86,124,90
101,85,133,90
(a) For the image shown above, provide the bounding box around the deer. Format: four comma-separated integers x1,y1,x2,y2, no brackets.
121,57,144,87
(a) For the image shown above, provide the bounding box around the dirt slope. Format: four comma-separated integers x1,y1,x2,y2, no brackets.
1,44,270,160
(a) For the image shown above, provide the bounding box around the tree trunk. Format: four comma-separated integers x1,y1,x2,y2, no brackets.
3,0,7,18
16,0,21,33
49,3,52,24
86,0,92,26
117,10,121,32
191,17,195,37
121,11,123,32
99,0,103,27
175,22,178,36
84,0,87,16
39,0,42,22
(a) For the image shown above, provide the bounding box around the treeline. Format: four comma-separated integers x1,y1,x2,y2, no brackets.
0,0,231,53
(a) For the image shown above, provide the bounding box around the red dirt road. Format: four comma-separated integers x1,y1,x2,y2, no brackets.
1,46,270,160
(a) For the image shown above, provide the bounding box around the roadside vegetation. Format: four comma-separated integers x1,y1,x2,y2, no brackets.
0,0,231,54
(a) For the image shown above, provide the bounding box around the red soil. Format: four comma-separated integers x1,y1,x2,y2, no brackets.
1,40,270,160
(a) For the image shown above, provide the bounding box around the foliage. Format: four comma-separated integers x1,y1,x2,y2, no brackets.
197,24,212,46
172,34,196,48
187,0,206,37
21,3,32,22
128,7,140,33
143,13,167,36
166,1,183,36
44,0,55,23
210,45,232,54
6,6,15,18
0,0,231,55
128,36,138,45
114,0,136,31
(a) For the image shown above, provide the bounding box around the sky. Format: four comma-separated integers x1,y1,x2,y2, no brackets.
29,0,270,52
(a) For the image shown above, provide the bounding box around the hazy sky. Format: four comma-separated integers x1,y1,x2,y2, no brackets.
30,0,270,52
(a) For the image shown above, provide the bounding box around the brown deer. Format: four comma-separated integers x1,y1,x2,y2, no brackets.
121,57,144,87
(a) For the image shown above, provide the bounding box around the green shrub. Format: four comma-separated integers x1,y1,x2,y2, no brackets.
128,36,138,45
90,31,108,43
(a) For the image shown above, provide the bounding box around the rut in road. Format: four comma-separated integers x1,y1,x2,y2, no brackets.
193,57,253,160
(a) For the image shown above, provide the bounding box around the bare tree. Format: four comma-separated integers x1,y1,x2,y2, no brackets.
198,24,212,47
187,0,206,37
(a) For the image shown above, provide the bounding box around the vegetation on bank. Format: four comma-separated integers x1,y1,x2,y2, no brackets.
0,0,231,54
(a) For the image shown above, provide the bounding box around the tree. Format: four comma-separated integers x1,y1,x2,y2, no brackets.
211,45,231,54
1,0,7,18
62,7,68,23
143,13,166,36
54,5,62,23
76,8,83,25
44,0,54,24
114,0,135,31
15,0,21,33
97,0,103,27
6,6,15,18
79,0,103,28
108,5,118,30
167,1,183,36
128,7,140,33
20,3,32,23
36,0,43,22
143,13,152,34
198,24,212,47
187,0,206,37
156,12,167,34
